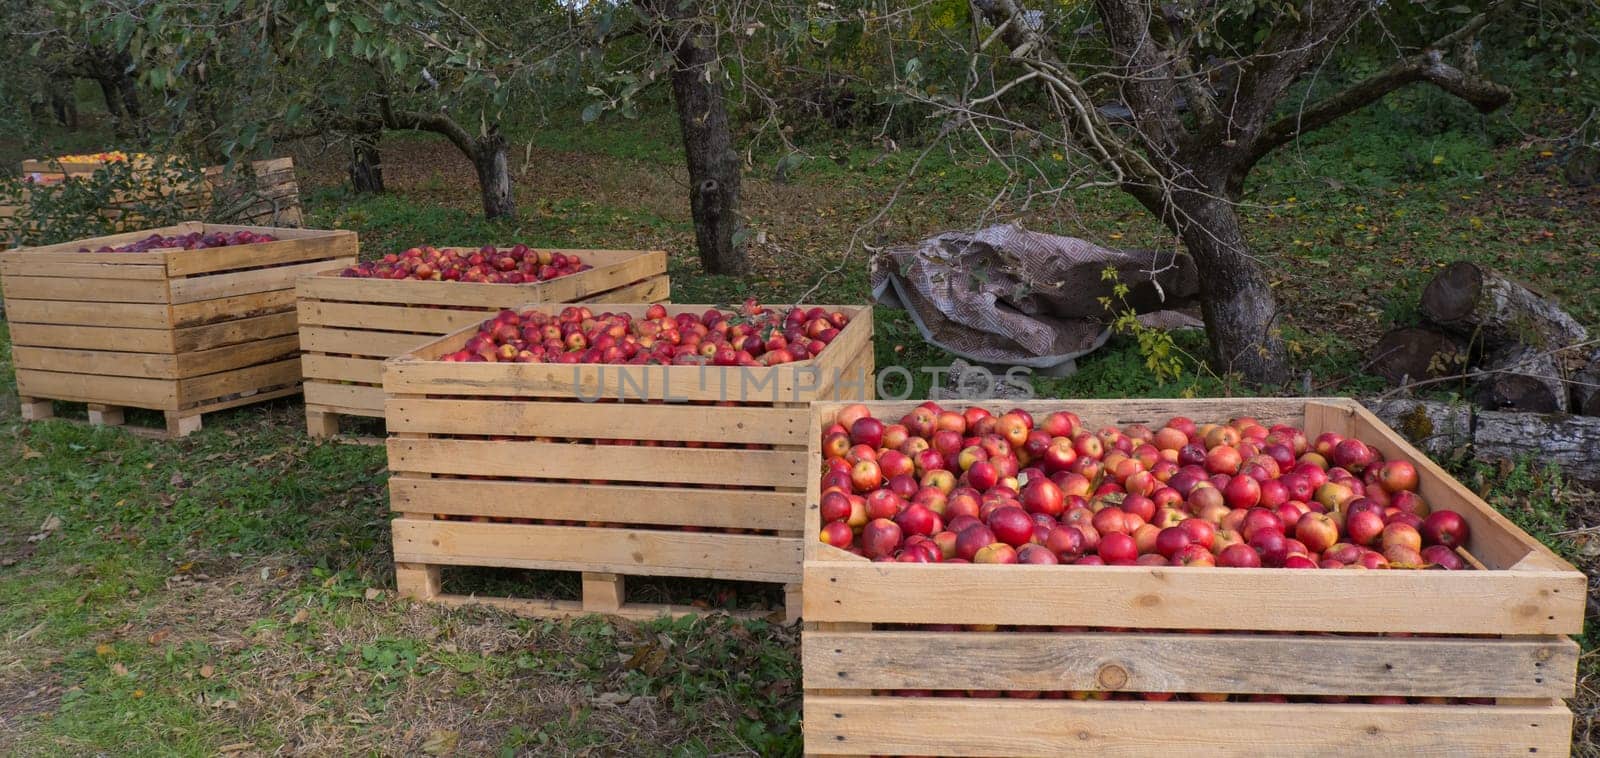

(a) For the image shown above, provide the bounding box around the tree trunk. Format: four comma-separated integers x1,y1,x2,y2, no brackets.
646,0,747,275
1420,261,1589,350
1477,345,1568,413
349,138,385,194
94,75,127,126
472,130,514,220
49,77,78,129
1369,327,1471,387
1367,398,1600,482
1167,195,1289,384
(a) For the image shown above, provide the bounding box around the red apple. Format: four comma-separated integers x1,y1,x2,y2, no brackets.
860,518,903,558
1421,510,1470,548
1217,543,1262,568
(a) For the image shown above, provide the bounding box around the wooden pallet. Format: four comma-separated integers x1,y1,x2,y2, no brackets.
297,247,669,438
800,397,1587,757
18,387,302,439
2,222,356,437
384,303,876,621
11,157,303,236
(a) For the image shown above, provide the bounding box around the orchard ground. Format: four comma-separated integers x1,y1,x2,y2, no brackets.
1,101,1598,755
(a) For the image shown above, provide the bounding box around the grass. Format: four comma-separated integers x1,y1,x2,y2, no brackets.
1,84,1598,755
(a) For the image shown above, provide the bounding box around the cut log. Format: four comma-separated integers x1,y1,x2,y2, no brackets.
1574,350,1600,417
1476,345,1568,413
1419,261,1589,350
1365,398,1600,482
1368,327,1470,386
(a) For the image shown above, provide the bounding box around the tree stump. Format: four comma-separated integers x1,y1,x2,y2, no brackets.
1476,345,1568,413
1573,350,1600,417
1368,327,1470,386
1367,398,1600,482
1420,261,1589,350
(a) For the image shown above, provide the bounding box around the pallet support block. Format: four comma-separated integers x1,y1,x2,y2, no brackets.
87,403,124,427
305,408,341,438
19,397,53,420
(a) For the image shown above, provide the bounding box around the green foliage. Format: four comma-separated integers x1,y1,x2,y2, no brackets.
0,158,206,246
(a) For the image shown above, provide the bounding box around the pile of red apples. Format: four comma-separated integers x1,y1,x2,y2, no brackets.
817,402,1472,570
81,230,277,252
437,300,852,366
340,244,590,283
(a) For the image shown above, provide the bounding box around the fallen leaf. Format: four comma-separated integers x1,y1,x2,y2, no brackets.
290,609,309,624
364,587,383,601
218,743,255,753
199,664,215,679
131,689,145,698
21,446,43,460
420,729,459,755
111,662,129,677
95,643,113,657
147,629,170,646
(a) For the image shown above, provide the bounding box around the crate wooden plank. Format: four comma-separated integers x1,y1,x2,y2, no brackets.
173,335,300,379
384,398,810,445
529,250,669,302
2,275,168,304
169,289,296,327
11,346,177,378
173,311,297,352
296,249,666,307
388,437,806,488
391,519,801,583
3,299,172,329
0,258,168,280
304,381,387,415
296,300,494,333
164,232,356,277
177,358,300,405
301,355,385,385
802,561,1582,635
168,258,351,304
581,274,671,304
9,222,203,254
803,697,1571,757
410,592,775,622
389,476,803,531
300,326,435,358
384,360,821,403
8,322,173,353
15,369,179,409
802,631,1576,699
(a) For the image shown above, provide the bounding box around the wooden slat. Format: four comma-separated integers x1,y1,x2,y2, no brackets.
177,358,300,406
391,519,800,583
803,697,1571,757
300,326,437,359
303,381,387,415
801,562,1585,635
296,299,494,334
413,592,774,622
580,274,671,304
169,289,296,327
384,360,819,403
163,230,355,276
8,322,173,353
294,249,665,307
15,369,179,409
173,311,298,352
0,258,167,280
6,222,199,253
3,298,171,329
174,335,300,378
389,477,803,531
301,354,385,385
12,346,177,378
384,398,809,444
2,275,167,304
168,258,352,303
387,438,806,488
803,631,1576,699
530,250,669,302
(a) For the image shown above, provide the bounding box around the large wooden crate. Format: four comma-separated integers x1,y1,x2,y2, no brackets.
297,248,669,437
1,222,357,437
382,303,875,620
801,397,1586,757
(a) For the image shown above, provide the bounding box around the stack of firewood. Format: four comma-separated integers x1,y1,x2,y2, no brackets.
1371,261,1596,415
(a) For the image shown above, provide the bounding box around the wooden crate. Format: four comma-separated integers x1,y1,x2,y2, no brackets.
801,397,1586,757
297,248,670,437
382,303,875,620
1,222,357,437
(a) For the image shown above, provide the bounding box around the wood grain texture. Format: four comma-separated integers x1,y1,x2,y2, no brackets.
391,519,801,583
384,397,809,444
303,381,387,415
803,697,1571,757
294,249,665,307
389,476,803,531
802,561,1584,635
2,275,168,303
387,437,806,488
4,298,172,329
803,630,1576,698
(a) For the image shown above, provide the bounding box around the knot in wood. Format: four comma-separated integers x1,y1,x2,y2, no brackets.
1096,663,1129,690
